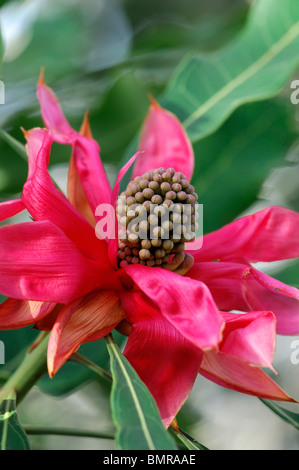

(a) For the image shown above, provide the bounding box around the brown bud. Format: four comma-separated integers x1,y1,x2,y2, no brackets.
177,191,187,201
148,181,160,191
172,183,182,192
141,239,152,249
151,194,163,205
139,179,149,189
142,188,154,199
135,192,145,203
160,182,171,193
165,191,176,200
151,238,162,247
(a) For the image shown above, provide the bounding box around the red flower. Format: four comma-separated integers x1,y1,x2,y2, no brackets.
0,73,298,427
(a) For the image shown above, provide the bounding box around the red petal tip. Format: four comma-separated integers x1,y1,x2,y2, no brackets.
38,67,46,86
147,93,161,110
79,111,93,139
20,126,28,138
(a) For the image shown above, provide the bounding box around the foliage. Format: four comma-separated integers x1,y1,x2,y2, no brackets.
0,0,299,451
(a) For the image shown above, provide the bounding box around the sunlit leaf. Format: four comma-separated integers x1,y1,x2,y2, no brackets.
171,427,209,450
0,129,27,160
0,389,30,450
162,0,299,143
266,259,299,288
261,399,299,430
191,99,297,232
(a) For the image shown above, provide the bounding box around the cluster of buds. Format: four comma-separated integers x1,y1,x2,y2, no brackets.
116,167,199,268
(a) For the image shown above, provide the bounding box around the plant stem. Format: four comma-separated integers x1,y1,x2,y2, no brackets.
1,332,49,404
70,352,112,383
24,425,114,440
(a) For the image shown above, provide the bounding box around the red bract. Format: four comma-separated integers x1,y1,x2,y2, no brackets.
0,73,298,427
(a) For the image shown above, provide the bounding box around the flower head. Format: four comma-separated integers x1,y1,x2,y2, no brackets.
0,73,298,427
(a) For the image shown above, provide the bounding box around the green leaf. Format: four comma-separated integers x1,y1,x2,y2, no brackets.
191,99,297,233
265,259,299,288
0,327,39,374
171,427,209,451
260,399,299,430
38,335,122,397
161,0,299,143
0,129,27,161
105,334,177,450
0,389,30,450
0,140,27,197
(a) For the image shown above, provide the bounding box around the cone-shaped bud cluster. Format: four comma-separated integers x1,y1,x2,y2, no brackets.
116,167,199,267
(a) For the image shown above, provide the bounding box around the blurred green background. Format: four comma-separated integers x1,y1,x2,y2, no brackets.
0,0,299,450
0,0,251,198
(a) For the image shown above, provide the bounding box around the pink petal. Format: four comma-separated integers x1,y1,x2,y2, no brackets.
220,311,276,370
0,298,55,329
124,264,224,350
190,206,299,263
189,261,299,335
121,290,202,428
22,128,109,263
107,152,141,267
0,199,25,221
0,220,120,303
199,349,295,402
67,152,96,226
37,72,112,211
72,137,112,211
34,304,63,331
67,113,97,226
48,290,125,377
132,98,194,181
37,70,74,142
244,268,299,335
23,126,50,178
249,268,299,300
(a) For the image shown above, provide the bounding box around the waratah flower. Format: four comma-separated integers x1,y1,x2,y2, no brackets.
0,72,298,427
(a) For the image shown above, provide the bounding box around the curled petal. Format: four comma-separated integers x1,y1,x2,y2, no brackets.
34,304,63,331
190,206,299,263
37,69,74,142
24,126,50,178
48,290,125,377
199,350,295,402
67,152,96,226
189,261,299,335
22,128,109,263
37,72,112,211
132,98,194,181
244,268,299,335
72,137,112,213
162,252,194,276
124,264,224,350
67,113,96,226
0,298,55,329
121,291,202,428
0,220,120,303
220,311,276,370
0,199,25,222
